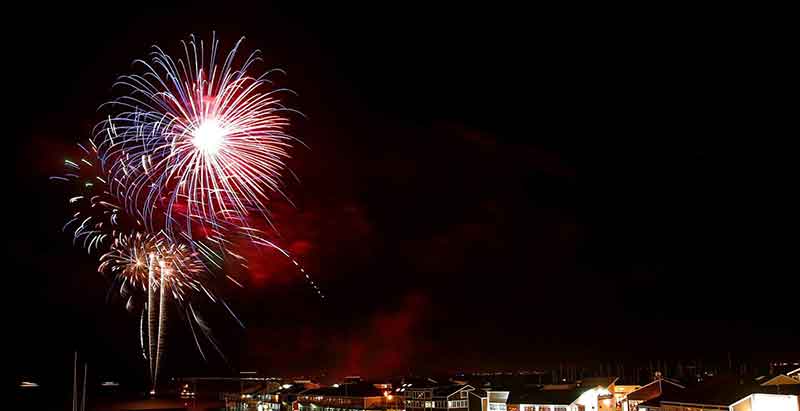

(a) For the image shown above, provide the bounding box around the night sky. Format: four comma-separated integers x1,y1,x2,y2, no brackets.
6,3,797,392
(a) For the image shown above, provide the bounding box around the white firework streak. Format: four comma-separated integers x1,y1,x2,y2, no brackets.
155,258,169,388
147,253,157,381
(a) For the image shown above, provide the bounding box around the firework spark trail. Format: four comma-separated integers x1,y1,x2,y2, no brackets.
155,258,168,388
147,253,157,380
139,310,147,360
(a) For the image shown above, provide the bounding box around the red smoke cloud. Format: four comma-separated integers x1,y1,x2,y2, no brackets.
332,292,430,377
233,199,373,288
240,292,430,379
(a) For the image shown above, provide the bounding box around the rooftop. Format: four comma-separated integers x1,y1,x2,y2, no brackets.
626,378,685,401
508,387,591,405
660,376,799,406
432,384,473,397
301,383,386,398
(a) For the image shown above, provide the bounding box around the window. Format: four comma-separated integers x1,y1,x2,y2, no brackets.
460,391,468,399
489,404,507,411
448,400,468,408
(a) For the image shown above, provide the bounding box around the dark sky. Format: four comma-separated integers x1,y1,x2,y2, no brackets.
6,2,797,393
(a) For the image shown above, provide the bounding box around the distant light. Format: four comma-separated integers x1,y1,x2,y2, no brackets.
333,384,340,388
20,381,39,388
149,389,156,396
101,381,120,387
282,384,293,389
241,371,258,374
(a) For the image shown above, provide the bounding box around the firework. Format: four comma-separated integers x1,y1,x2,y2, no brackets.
98,232,207,383
50,141,135,254
99,231,206,301
54,33,323,391
96,33,300,239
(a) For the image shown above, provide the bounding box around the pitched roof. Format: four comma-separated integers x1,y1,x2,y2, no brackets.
301,383,385,398
659,376,786,407
432,384,473,397
626,379,685,401
401,379,441,389
470,389,487,398
508,387,590,405
761,375,800,386
273,384,312,395
637,398,660,407
578,377,618,388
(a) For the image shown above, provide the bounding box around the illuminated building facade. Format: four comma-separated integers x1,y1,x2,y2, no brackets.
622,378,686,411
296,383,405,411
260,383,319,411
729,393,799,411
635,375,800,411
505,380,618,411
469,389,510,411
404,384,475,411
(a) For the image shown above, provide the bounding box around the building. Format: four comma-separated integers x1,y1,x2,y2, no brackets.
639,375,800,411
729,393,799,411
259,383,319,411
469,388,510,411
623,378,686,411
505,378,618,411
757,374,800,394
405,383,475,411
613,383,641,410
296,382,404,411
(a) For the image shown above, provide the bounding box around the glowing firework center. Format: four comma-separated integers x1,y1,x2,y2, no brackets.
192,119,226,155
